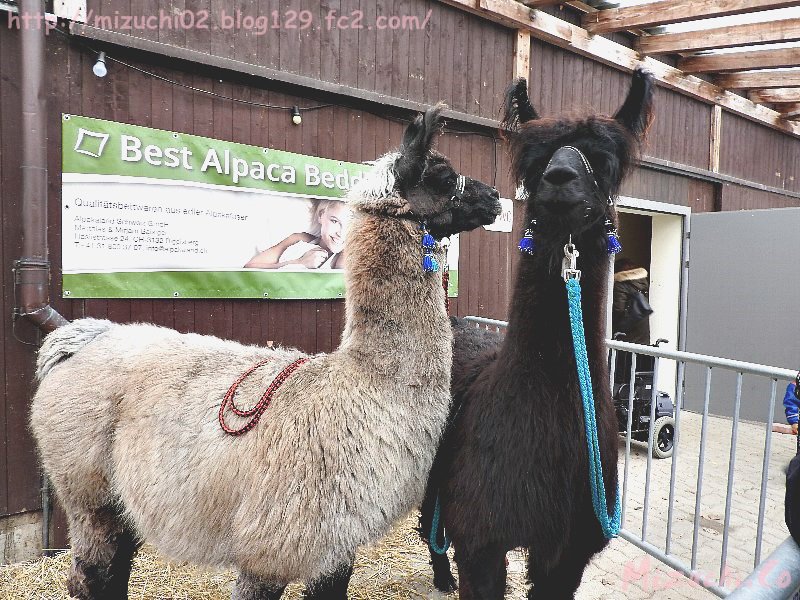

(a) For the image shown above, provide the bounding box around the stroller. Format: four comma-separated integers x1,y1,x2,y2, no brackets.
612,335,675,459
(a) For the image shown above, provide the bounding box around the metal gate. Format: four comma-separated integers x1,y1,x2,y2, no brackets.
464,316,800,598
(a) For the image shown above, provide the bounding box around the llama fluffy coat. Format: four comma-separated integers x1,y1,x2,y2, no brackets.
30,161,452,584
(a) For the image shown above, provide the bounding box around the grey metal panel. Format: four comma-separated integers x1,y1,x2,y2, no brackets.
685,207,800,421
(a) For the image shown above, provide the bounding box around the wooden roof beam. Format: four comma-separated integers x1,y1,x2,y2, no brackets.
716,68,800,90
585,0,799,35
679,46,800,73
522,1,564,6
436,0,800,136
750,87,800,103
638,18,800,55
779,102,800,118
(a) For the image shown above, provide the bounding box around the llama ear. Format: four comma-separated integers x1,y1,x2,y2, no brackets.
395,103,446,184
401,104,445,156
502,78,539,132
614,67,655,139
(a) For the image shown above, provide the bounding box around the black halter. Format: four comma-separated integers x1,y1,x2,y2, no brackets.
550,145,614,208
413,173,470,232
452,174,467,203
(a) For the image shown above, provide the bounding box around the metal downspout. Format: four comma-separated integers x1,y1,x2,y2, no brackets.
16,0,69,555
16,0,67,333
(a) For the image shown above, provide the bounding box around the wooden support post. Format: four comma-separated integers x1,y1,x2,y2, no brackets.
710,105,722,173
514,29,531,80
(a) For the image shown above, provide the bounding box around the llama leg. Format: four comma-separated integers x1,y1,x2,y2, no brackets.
419,491,457,592
526,528,607,600
232,572,287,600
303,561,354,600
430,548,458,592
453,545,507,600
65,506,140,600
526,552,591,600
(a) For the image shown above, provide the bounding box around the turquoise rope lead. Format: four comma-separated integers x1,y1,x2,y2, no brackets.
429,493,451,554
428,275,619,551
566,277,621,539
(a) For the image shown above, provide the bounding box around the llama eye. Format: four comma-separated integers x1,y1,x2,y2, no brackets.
437,174,457,192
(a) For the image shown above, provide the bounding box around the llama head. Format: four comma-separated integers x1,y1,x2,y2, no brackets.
348,104,501,239
503,67,654,264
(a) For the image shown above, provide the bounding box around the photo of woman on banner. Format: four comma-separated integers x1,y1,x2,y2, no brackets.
244,199,352,270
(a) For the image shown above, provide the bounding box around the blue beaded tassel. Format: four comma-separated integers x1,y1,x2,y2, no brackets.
421,224,439,273
518,219,537,255
605,219,622,255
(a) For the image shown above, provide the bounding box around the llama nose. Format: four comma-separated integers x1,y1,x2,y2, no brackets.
543,165,579,186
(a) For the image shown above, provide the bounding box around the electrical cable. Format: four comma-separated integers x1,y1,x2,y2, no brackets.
54,23,502,188
51,25,333,113
108,56,334,112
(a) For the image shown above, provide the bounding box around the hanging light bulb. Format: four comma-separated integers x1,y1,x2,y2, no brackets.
291,106,302,125
92,51,107,78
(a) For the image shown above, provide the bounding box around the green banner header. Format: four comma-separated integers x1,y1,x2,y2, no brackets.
62,114,371,197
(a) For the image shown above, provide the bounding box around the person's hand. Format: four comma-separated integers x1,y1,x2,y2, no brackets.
792,423,798,435
296,248,329,269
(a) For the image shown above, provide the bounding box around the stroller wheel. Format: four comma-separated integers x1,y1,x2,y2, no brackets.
651,416,675,459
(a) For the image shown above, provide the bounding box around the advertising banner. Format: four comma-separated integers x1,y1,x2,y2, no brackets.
61,114,461,299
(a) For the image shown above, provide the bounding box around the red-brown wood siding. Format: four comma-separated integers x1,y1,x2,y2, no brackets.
82,0,514,121
720,113,800,197
720,184,800,210
622,167,715,214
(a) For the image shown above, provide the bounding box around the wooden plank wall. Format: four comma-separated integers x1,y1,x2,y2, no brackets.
721,114,800,191
719,113,800,209
0,27,515,517
0,2,798,521
81,0,515,122
622,168,716,214
528,39,715,213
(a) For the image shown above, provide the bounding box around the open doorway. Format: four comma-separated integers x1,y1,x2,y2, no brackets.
612,198,691,400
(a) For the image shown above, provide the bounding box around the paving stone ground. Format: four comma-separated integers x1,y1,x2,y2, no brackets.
571,410,795,599
357,409,797,599
409,410,797,599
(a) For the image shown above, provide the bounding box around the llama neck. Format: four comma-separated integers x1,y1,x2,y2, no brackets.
501,253,610,372
337,212,451,380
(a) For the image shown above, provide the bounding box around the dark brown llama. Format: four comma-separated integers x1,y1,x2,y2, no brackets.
307,69,653,598
422,68,655,599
